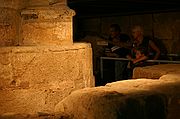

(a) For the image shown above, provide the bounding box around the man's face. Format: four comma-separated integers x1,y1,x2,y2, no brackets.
110,28,119,38
132,29,140,41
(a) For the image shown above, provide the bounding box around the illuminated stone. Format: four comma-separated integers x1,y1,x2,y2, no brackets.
0,0,94,116
21,0,75,46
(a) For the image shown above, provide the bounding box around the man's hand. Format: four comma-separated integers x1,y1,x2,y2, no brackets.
105,52,119,57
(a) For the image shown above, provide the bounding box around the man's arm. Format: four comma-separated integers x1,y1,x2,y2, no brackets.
149,40,161,60
107,39,132,49
132,55,148,64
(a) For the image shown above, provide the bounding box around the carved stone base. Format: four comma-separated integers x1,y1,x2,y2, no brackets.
0,43,94,114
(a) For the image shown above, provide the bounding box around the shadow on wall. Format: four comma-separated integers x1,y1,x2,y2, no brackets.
152,37,169,60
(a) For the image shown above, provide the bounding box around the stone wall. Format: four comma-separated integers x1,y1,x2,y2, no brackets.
133,64,180,79
0,43,94,114
0,0,75,46
0,0,95,116
0,44,94,89
21,0,74,46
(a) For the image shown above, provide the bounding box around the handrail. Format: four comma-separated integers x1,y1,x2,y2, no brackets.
100,57,180,63
100,57,180,80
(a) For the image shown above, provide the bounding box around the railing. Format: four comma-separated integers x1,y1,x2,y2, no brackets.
100,56,180,80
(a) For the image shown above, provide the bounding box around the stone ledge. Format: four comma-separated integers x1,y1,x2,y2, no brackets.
133,64,180,79
54,75,180,119
0,43,91,53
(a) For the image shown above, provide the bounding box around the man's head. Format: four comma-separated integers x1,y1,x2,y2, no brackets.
109,24,121,39
132,25,144,41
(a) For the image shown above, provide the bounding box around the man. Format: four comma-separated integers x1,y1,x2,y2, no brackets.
131,25,160,60
107,24,132,58
105,24,132,81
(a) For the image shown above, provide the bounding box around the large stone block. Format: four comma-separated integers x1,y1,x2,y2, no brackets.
55,74,180,119
0,43,94,89
0,0,74,46
20,4,75,46
55,82,169,119
133,64,180,79
0,43,94,114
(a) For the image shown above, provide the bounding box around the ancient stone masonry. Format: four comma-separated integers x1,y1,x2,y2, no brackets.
54,64,180,119
0,0,75,46
21,0,75,46
0,0,94,116
0,0,23,46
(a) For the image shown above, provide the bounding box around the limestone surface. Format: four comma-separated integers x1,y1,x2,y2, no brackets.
133,64,180,79
55,77,180,119
0,43,94,114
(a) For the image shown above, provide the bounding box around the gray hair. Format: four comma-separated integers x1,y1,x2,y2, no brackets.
132,25,144,35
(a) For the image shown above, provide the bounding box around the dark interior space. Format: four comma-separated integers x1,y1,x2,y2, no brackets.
68,0,180,17
67,0,180,86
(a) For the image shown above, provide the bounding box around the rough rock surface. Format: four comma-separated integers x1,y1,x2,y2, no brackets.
55,77,180,119
0,43,94,115
0,0,94,118
21,5,75,46
133,64,180,79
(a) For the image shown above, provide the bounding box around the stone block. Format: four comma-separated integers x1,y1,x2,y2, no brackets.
21,5,75,46
133,64,180,79
55,73,180,119
0,43,94,89
0,43,94,114
55,86,167,119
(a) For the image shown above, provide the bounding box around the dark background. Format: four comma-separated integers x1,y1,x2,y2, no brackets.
68,0,180,17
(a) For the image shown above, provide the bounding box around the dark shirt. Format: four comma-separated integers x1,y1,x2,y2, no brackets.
131,36,150,58
128,36,151,69
108,34,131,58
